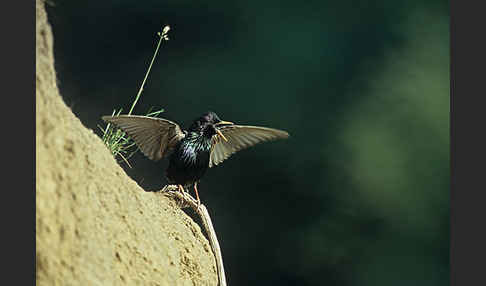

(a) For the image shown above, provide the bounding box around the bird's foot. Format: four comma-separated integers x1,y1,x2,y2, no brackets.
177,184,187,199
174,184,192,207
161,184,179,193
194,182,201,209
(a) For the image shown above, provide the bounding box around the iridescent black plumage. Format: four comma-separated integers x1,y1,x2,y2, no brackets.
166,115,216,187
102,111,289,204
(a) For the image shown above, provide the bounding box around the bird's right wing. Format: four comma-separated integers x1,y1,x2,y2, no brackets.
102,115,185,161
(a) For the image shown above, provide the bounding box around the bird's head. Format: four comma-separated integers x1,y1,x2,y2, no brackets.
189,111,233,141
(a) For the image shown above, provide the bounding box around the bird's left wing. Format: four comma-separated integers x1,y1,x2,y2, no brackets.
102,115,185,161
209,125,289,167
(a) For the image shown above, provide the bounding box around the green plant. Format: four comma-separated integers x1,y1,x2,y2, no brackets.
99,25,170,167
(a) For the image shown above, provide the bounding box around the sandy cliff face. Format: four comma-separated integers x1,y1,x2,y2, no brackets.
35,1,218,284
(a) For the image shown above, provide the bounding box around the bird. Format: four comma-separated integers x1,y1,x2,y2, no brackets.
102,111,289,205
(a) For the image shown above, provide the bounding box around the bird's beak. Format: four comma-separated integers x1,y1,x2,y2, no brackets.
214,120,232,141
215,120,234,126
216,129,228,142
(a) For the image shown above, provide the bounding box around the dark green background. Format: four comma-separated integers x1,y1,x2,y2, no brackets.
46,1,449,285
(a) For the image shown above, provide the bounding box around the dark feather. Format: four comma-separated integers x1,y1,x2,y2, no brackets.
209,125,289,167
102,115,185,161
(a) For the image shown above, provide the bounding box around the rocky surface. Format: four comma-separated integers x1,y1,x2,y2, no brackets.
36,0,218,284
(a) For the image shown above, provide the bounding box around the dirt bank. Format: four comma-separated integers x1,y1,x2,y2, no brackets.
36,0,218,284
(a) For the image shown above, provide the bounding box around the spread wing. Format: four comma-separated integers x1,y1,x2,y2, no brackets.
209,125,289,167
102,115,185,161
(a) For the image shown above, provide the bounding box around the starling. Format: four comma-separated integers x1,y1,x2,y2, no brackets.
102,111,289,205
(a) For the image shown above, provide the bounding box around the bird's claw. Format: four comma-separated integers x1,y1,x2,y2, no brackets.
177,184,188,199
194,182,202,209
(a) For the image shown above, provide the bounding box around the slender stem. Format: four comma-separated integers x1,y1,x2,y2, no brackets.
128,26,170,115
162,185,227,286
198,204,227,286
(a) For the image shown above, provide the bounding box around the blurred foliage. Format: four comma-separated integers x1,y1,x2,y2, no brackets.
46,0,449,285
